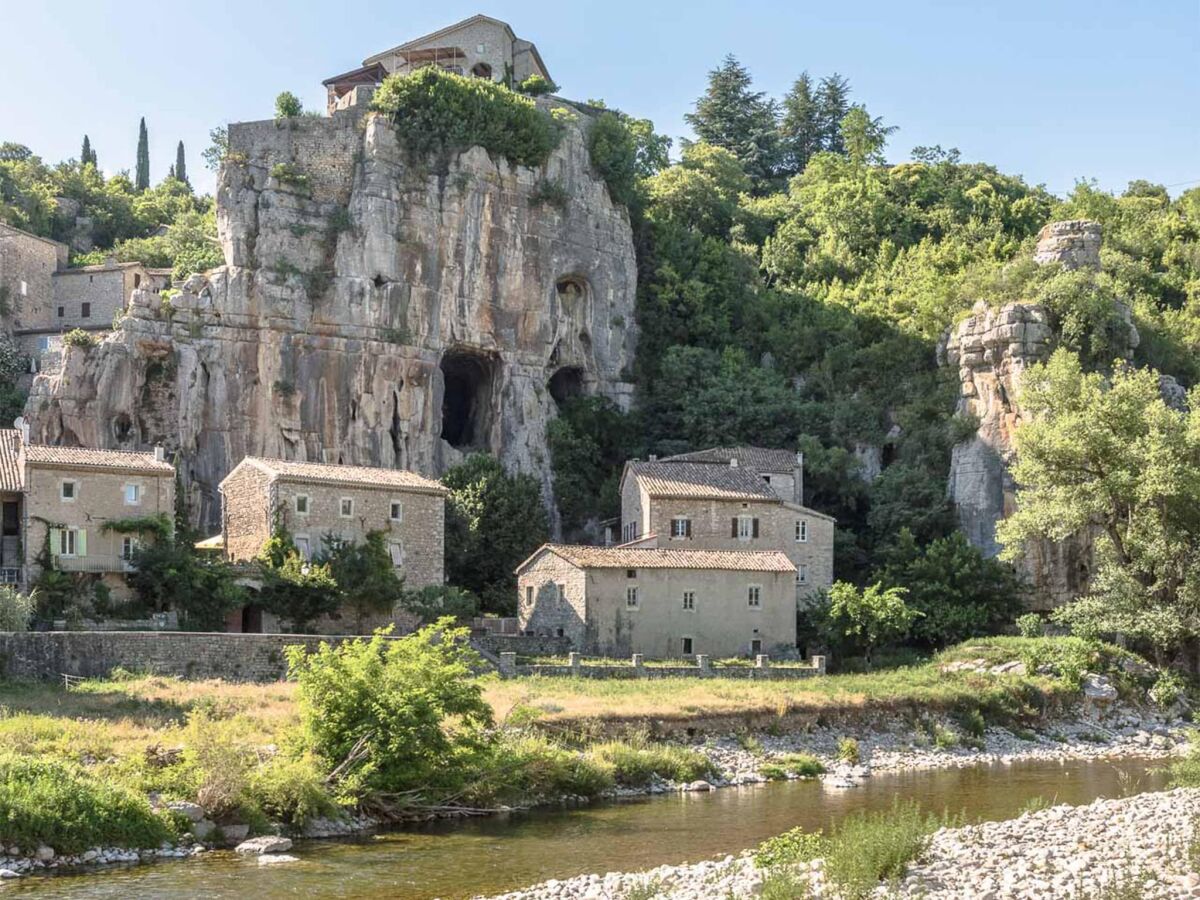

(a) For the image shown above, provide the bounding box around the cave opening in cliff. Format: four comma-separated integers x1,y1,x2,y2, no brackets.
440,349,498,449
548,366,584,409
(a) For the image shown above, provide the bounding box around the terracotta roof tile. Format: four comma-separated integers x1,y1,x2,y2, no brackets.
242,457,447,494
0,430,21,492
664,446,799,472
628,460,778,501
524,544,796,573
23,444,174,475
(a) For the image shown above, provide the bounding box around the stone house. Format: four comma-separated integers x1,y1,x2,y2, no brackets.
517,544,797,658
324,15,553,114
618,447,835,601
0,223,68,332
13,432,175,600
219,457,449,630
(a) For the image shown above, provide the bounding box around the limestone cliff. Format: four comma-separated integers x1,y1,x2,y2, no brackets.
26,108,638,530
941,220,1136,609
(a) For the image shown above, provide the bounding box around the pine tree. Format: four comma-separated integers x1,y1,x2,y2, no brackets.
174,141,188,186
815,74,851,154
80,134,96,168
779,72,821,177
684,54,780,182
135,117,150,192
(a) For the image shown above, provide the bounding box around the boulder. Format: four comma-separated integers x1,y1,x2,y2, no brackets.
257,854,299,865
33,846,54,862
166,801,206,823
234,836,293,855
1083,674,1119,702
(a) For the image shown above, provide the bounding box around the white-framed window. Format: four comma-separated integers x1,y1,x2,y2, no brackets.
295,535,311,560
121,536,138,560
626,586,639,609
670,517,691,539
525,585,534,607
682,590,695,611
681,636,694,655
622,521,635,542
747,585,762,608
340,497,354,518
390,500,403,522
58,528,80,557
795,519,808,542
735,515,757,540
123,483,141,506
60,479,78,502
295,494,309,515
797,564,808,585
389,541,404,567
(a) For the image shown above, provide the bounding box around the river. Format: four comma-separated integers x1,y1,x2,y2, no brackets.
9,756,1170,899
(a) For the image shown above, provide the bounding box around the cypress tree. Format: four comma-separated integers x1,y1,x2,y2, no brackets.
174,141,188,185
135,117,150,191
80,134,96,167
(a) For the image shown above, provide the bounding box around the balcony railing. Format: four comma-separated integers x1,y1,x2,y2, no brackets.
53,555,135,574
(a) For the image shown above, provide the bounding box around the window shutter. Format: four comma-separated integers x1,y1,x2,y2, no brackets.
685,519,692,538
752,518,760,538
78,530,88,556
731,518,738,538
49,527,61,555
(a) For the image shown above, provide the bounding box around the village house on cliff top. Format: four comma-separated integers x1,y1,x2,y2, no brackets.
618,446,835,600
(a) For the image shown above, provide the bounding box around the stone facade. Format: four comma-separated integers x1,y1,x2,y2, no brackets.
49,263,147,332
25,105,638,535
0,224,67,335
517,545,797,658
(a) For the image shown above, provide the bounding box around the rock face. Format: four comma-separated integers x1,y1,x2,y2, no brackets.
942,220,1134,609
26,108,637,530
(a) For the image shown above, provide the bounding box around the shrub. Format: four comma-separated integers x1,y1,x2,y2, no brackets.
274,92,303,119
754,826,827,868
0,585,34,631
400,584,479,625
269,163,310,192
63,328,95,349
587,111,640,209
0,753,174,854
248,754,339,827
286,620,494,804
480,732,614,804
517,74,557,96
1149,670,1187,708
820,799,946,898
1016,613,1043,638
836,737,860,764
761,752,825,780
371,68,561,168
586,739,715,786
530,178,570,210
176,711,258,820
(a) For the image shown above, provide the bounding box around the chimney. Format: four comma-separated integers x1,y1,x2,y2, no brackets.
153,445,166,462
793,451,804,505
649,454,657,462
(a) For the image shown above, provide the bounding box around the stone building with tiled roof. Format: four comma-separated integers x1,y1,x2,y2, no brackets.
516,544,797,658
219,456,448,632
619,447,835,604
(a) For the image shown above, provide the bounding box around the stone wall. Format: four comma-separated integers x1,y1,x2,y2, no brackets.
50,266,143,332
0,224,66,334
0,631,395,682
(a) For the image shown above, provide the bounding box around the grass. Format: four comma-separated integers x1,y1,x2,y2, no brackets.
760,752,826,780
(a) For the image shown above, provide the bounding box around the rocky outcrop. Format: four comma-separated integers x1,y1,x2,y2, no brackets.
26,107,638,529
941,220,1137,609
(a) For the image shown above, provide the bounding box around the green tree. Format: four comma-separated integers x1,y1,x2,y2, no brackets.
0,585,34,632
286,620,494,802
126,539,246,630
815,74,851,154
316,531,406,632
258,552,340,633
135,117,150,192
840,105,896,168
998,350,1200,666
202,125,228,172
274,92,303,119
80,135,96,168
684,54,779,182
778,72,821,176
827,580,919,668
443,454,549,614
174,141,188,186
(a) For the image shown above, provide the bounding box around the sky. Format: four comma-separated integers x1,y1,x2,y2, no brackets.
3,0,1197,198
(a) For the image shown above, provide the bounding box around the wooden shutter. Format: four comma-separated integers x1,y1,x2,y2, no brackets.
752,518,760,538
685,519,692,538
77,529,88,556
731,518,738,538
49,527,61,556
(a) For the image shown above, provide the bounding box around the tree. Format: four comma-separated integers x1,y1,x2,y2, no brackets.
827,580,919,668
997,350,1200,666
840,104,896,168
174,141,188,186
258,552,340,633
286,620,494,802
80,135,96,168
274,92,303,119
443,454,549,614
317,531,406,632
135,118,150,192
126,540,246,630
202,125,228,172
684,54,779,182
815,74,851,154
0,585,34,632
779,72,821,176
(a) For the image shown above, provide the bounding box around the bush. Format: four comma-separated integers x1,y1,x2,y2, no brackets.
517,74,557,96
0,753,174,853
530,178,570,210
479,732,614,804
0,585,33,631
585,739,716,786
176,711,258,820
836,737,860,764
371,68,561,168
587,111,640,209
400,584,479,625
286,620,494,804
274,92,303,119
761,752,825,780
820,800,947,898
63,328,95,348
1149,670,1187,709
754,826,827,868
248,754,340,827
1016,613,1043,638
269,163,310,192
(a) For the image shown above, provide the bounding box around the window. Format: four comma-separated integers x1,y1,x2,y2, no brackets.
295,494,309,515
58,528,79,556
81,302,91,318
751,638,763,654
762,474,771,484
525,585,533,607
121,536,138,560
389,542,404,567
626,586,639,609
19,280,27,297
390,500,403,522
556,582,567,603
795,519,808,543
626,568,637,578
38,337,50,352
747,585,762,608
57,306,65,318
60,480,77,502
797,564,808,585
682,591,695,611
295,536,311,560
123,483,141,505
733,515,758,540
340,497,354,517
670,517,691,539
681,636,694,655
133,274,142,288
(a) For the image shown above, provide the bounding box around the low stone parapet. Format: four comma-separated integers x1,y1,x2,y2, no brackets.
504,654,826,680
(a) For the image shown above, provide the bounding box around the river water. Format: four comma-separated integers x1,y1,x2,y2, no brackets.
9,756,1170,899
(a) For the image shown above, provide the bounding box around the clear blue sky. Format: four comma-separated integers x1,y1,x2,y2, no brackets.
5,0,1198,198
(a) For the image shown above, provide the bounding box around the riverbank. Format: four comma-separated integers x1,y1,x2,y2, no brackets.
483,788,1200,899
